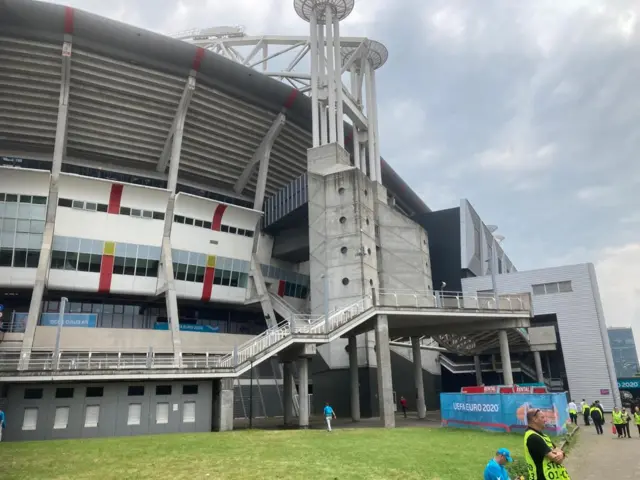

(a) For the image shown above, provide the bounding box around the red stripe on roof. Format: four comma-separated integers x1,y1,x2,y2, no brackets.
283,89,299,109
192,47,205,71
64,6,74,34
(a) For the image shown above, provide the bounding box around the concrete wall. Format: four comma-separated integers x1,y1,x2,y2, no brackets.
29,326,253,354
376,201,433,300
462,263,620,409
3,380,213,441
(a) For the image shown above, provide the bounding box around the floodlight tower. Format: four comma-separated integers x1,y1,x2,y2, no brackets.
294,0,354,149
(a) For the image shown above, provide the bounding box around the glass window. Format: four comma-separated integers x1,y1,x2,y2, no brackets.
245,230,254,238
0,248,13,266
182,402,196,423
184,217,194,226
4,202,17,218
77,253,91,272
89,254,102,273
220,224,229,233
64,251,78,270
131,208,142,217
221,269,231,286
84,405,100,428
127,404,142,426
213,269,223,285
51,250,66,269
97,203,108,213
156,385,172,396
127,386,145,396
152,211,164,220
66,237,80,252
545,282,560,294
238,273,248,288
195,266,205,283
17,219,30,232
58,198,73,208
85,202,97,211
228,226,237,234
32,196,47,205
183,385,198,395
29,220,45,234
120,206,131,216
174,215,185,224
19,195,32,203
30,204,46,220
142,210,152,219
135,258,148,277
185,264,196,282
53,407,70,429
28,234,43,250
558,281,573,293
532,284,545,296
148,246,161,260
203,221,212,229
26,250,39,268
113,256,126,275
156,403,169,424
194,219,203,228
175,263,187,281
13,249,27,267
124,257,136,276
22,407,38,431
55,387,74,398
72,200,84,209
146,260,159,277
230,271,239,288
24,388,43,399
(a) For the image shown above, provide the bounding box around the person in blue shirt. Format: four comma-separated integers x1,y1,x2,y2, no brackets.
483,448,512,480
0,409,6,442
323,402,336,431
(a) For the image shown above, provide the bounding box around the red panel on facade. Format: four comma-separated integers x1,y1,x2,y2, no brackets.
201,267,215,302
283,89,299,109
98,255,114,293
192,47,205,71
277,280,286,297
211,204,228,231
64,7,74,34
107,184,124,214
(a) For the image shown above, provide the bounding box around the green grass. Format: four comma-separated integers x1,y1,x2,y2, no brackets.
0,427,525,480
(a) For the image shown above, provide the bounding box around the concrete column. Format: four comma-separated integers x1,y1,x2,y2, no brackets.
474,355,483,386
375,314,395,428
498,330,514,386
213,379,234,432
19,36,73,369
411,337,427,419
297,357,309,428
283,362,295,425
348,335,360,421
533,351,544,384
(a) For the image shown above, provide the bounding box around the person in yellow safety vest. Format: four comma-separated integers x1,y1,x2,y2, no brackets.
567,400,578,424
621,408,631,438
634,406,640,437
612,407,625,438
524,408,571,479
589,402,604,435
581,400,590,426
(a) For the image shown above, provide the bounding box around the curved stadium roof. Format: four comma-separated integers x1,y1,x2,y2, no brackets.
0,0,429,215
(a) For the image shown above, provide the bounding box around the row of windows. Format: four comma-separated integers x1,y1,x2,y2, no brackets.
281,281,309,299
0,193,47,205
58,197,166,220
260,263,310,286
22,401,197,431
0,248,40,268
532,281,573,296
1,158,253,209
23,384,198,400
0,194,46,268
174,214,254,238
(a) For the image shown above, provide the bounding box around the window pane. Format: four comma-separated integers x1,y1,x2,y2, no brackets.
51,250,66,269
146,260,159,277
135,258,148,277
558,281,572,293
127,404,142,426
124,257,136,276
89,254,102,273
30,205,46,220
64,252,78,270
156,403,169,424
27,234,43,250
17,219,30,232
26,250,40,268
182,402,196,423
77,253,91,272
221,270,231,286
97,203,108,213
22,408,38,431
53,407,70,429
0,248,13,266
532,284,545,296
230,271,239,288
113,256,126,275
13,249,27,267
84,405,100,428
545,282,559,294
72,200,84,209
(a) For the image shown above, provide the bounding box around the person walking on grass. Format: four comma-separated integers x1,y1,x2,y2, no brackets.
323,402,336,432
400,396,408,418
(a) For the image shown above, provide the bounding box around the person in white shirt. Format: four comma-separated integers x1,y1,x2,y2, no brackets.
567,400,578,424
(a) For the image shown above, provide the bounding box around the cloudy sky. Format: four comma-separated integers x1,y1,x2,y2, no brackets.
44,0,639,342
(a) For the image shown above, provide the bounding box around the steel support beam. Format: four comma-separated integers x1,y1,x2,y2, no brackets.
160,74,196,366
20,36,73,370
234,113,286,202
157,73,197,173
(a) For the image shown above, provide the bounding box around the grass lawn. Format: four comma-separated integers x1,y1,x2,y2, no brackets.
0,427,525,480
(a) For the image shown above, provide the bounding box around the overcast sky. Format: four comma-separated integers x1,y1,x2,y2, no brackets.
44,0,640,346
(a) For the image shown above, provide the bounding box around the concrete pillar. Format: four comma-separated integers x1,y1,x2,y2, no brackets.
213,379,234,432
297,357,309,428
499,330,514,386
348,336,360,421
283,362,295,425
474,355,483,386
375,314,395,428
533,351,544,384
411,337,427,419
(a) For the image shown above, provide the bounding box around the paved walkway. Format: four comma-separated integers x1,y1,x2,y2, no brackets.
564,420,640,479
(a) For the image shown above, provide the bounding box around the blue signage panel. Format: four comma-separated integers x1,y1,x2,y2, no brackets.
618,379,640,389
15,312,97,328
441,392,569,436
153,323,220,333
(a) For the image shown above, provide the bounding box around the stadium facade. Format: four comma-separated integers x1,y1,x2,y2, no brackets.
0,0,619,441
608,327,639,378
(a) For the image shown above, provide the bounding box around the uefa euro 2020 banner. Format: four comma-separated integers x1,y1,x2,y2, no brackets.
440,392,570,436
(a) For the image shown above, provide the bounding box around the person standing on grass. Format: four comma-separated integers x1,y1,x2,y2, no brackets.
323,402,336,432
400,396,408,418
483,448,512,480
590,402,604,435
0,408,5,442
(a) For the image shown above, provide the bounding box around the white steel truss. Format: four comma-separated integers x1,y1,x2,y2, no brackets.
171,13,388,183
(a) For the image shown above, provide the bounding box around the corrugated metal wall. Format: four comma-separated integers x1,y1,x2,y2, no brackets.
462,263,621,410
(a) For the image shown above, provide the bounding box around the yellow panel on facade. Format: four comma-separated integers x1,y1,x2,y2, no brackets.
206,255,216,268
103,241,115,256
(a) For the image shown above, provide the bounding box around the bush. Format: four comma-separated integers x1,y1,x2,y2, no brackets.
507,458,529,479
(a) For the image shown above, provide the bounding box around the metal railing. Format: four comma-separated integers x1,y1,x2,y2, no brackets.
377,290,531,312
0,289,531,375
0,316,26,333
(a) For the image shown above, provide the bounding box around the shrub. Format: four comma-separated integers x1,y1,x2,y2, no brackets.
507,458,529,479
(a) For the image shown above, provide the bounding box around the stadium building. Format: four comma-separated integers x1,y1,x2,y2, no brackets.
0,0,619,441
